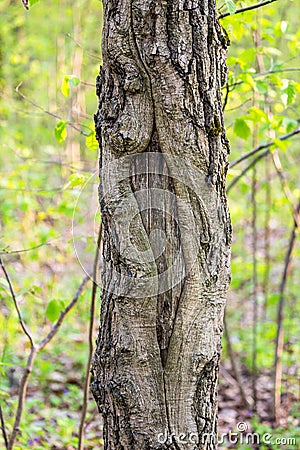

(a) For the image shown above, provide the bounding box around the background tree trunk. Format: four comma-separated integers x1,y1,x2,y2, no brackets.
91,1,231,449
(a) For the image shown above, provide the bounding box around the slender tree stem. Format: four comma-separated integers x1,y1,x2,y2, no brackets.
263,151,271,319
251,166,258,413
0,404,8,449
273,199,300,423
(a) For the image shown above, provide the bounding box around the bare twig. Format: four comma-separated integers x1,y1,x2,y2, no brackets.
78,224,102,450
227,149,269,192
0,242,51,256
273,199,300,423
256,67,300,77
15,83,90,137
0,257,35,349
21,0,29,10
229,126,300,169
226,97,252,112
222,82,230,112
272,150,300,228
65,33,102,63
37,276,89,351
0,404,8,449
225,68,300,91
5,273,89,449
219,0,278,20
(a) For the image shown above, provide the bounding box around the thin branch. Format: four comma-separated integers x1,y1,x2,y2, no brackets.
65,33,102,63
0,186,63,193
79,81,96,88
226,97,252,112
0,404,8,450
0,242,51,256
229,126,300,169
0,257,35,349
15,83,90,137
78,224,102,450
272,150,300,228
219,0,278,20
227,149,269,192
258,67,300,77
225,68,300,91
21,0,29,10
6,276,89,450
273,199,300,423
38,276,89,351
222,82,230,112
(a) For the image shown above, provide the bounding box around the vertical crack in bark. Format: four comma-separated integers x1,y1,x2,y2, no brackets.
129,129,185,364
129,3,187,443
129,127,186,446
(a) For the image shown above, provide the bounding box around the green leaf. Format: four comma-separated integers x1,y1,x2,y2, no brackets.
286,82,295,105
61,75,80,97
63,173,88,190
46,299,62,323
29,0,39,6
54,121,67,143
225,0,237,15
86,131,98,151
273,138,288,152
69,76,80,87
282,118,298,133
255,80,268,94
67,173,87,188
282,82,295,106
240,73,256,89
234,118,251,139
247,107,268,123
61,77,70,98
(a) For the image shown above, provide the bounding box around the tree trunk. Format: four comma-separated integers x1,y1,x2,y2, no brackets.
91,1,231,449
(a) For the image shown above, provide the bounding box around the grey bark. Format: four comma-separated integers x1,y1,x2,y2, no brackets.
91,1,231,449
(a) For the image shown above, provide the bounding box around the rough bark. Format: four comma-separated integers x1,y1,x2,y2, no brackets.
91,1,231,449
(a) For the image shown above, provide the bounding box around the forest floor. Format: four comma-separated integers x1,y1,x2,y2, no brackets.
4,354,299,450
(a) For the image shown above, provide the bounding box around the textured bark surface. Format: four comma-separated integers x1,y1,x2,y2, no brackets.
91,1,231,449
